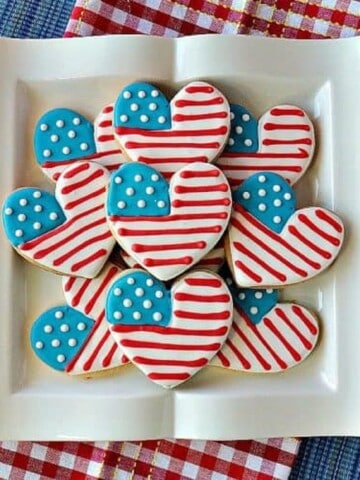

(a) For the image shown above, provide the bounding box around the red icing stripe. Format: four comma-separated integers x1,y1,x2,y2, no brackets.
63,162,90,178
134,356,208,367
175,97,224,107
120,339,220,351
174,310,231,320
185,278,222,288
288,225,331,259
118,225,222,236
185,86,214,93
264,123,310,131
270,108,305,117
71,249,107,272
298,214,341,246
234,261,262,283
125,141,220,149
292,306,318,335
64,186,106,210
132,241,206,253
148,372,190,381
315,209,343,233
171,198,230,208
226,339,251,370
173,112,227,122
143,256,193,267
116,126,227,137
61,169,104,194
174,183,229,194
232,322,272,371
174,293,230,303
263,317,302,361
180,169,220,178
53,232,112,267
84,266,119,315
113,325,228,336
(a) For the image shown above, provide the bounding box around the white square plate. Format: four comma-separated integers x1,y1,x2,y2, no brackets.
0,35,359,441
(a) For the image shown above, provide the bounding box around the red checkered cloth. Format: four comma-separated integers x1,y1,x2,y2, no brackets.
0,439,299,479
64,0,360,39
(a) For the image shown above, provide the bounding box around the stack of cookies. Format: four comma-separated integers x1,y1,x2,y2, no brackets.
2,81,345,388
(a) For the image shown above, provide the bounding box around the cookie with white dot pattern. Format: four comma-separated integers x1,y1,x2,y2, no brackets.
216,104,315,190
105,269,233,388
226,172,344,287
2,161,115,278
114,81,230,179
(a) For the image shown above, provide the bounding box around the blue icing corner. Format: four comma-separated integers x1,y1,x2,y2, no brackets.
114,82,171,131
30,306,93,372
225,104,259,153
107,163,170,217
34,108,96,165
2,188,66,247
233,172,296,233
106,271,171,327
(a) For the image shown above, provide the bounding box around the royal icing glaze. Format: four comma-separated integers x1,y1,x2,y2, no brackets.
114,81,230,179
227,172,344,287
106,269,233,388
2,161,115,278
212,275,319,372
217,104,315,189
107,162,232,281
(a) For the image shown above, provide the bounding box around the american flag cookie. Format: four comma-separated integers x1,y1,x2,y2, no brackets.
226,172,344,288
2,161,115,278
106,161,232,281
216,104,315,190
211,274,319,373
34,107,124,181
105,269,233,388
113,81,230,180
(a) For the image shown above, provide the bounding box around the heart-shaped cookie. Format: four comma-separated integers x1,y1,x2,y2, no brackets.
107,162,231,280
114,81,230,179
212,277,319,372
105,269,233,388
2,161,115,277
217,104,314,189
34,107,124,181
227,172,344,287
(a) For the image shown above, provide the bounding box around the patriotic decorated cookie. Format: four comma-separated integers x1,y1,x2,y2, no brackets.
212,275,319,373
105,269,233,388
2,161,115,278
34,107,124,181
106,161,231,281
113,81,230,179
216,104,314,189
227,172,344,287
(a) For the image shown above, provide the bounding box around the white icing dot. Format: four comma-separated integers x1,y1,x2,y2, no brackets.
77,322,86,331
40,123,48,131
138,90,146,98
151,90,159,97
19,198,28,206
34,205,43,213
68,339,77,347
130,103,139,111
273,216,282,224
250,306,258,315
113,311,122,320
258,175,266,183
258,203,267,212
57,354,66,363
17,214,26,222
258,189,267,197
15,229,23,237
238,292,246,300
230,112,235,120
117,201,126,209
50,134,59,143
127,277,135,285
60,324,69,332
149,103,157,111
126,187,135,196
146,186,154,195
273,199,282,207
55,311,64,319
134,174,143,182
273,185,281,192
242,114,250,121
137,200,146,208
151,174,159,182
235,126,243,134
120,114,128,123
153,312,162,322
133,311,141,320
49,212,58,220
143,300,152,309
228,138,235,146
62,146,71,155
140,114,149,123
56,120,64,128
244,139,253,147
4,208,13,215
284,193,292,200
146,279,154,287
255,291,263,299
44,325,53,333
155,290,163,298
123,299,132,307
35,341,44,349
72,117,81,126
68,130,76,138
266,289,274,293
33,222,42,230
80,143,89,151
157,200,165,208
123,91,131,99
43,149,52,158
51,339,60,347
158,116,166,124
33,191,42,199
135,288,144,297
115,176,122,184
242,192,250,200
114,287,122,296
